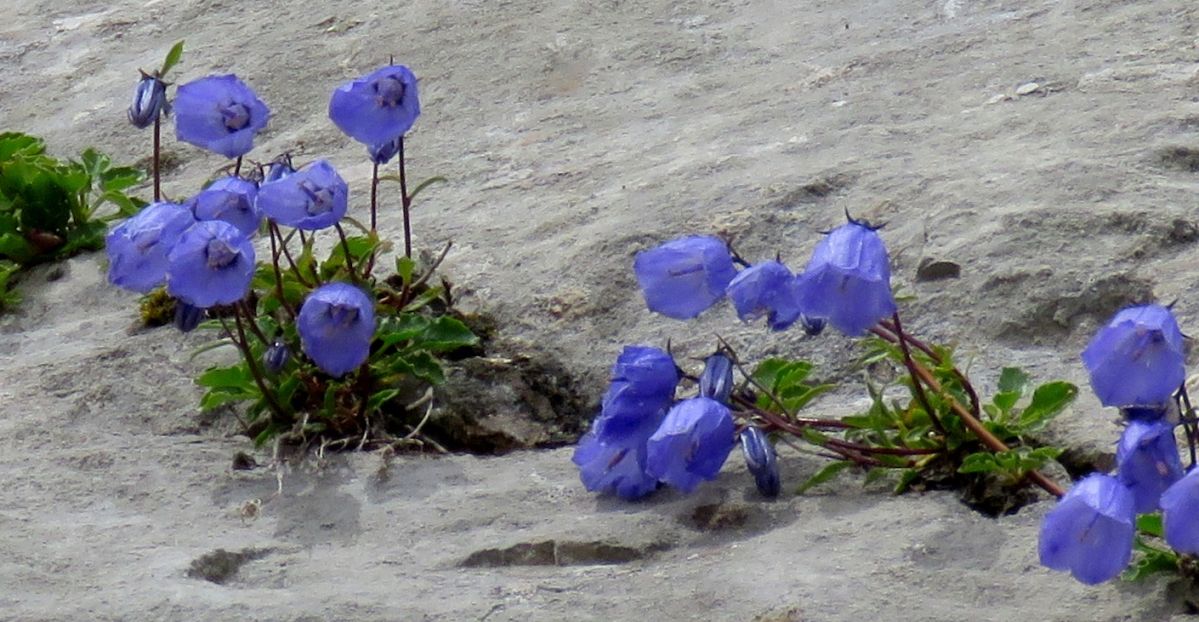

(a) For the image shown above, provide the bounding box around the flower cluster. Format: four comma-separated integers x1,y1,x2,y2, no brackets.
633,215,896,337
1039,303,1194,584
572,347,759,499
110,61,423,380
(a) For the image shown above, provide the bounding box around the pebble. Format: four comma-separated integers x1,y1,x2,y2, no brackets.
1015,82,1040,96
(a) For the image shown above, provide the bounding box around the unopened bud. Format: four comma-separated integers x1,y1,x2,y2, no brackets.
263,340,290,373
128,74,167,129
739,427,780,498
800,314,826,337
173,301,204,333
699,353,734,405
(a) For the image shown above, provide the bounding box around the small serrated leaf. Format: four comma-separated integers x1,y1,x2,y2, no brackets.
797,461,851,494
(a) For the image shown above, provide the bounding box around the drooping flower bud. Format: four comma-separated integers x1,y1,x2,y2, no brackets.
699,353,734,405
1038,473,1135,585
173,301,204,333
739,427,780,498
796,218,896,336
263,339,290,373
128,74,167,129
634,235,738,320
1081,304,1185,408
726,261,803,331
800,313,826,337
1116,420,1184,513
368,137,402,165
264,155,296,184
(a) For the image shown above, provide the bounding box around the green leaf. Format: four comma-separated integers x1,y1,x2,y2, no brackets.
957,452,999,474
894,468,920,494
1122,542,1179,582
1137,513,1164,538
407,316,478,353
197,365,254,390
1018,381,1078,433
160,40,185,76
395,255,416,285
997,367,1030,395
408,175,447,202
0,232,35,263
367,388,401,412
0,132,45,160
797,461,851,494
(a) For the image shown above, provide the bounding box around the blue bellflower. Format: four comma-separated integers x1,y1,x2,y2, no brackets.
1162,468,1199,554
297,282,376,377
572,422,661,501
740,427,781,498
726,260,803,331
1116,420,1183,513
188,176,260,237
797,219,896,336
646,397,736,493
256,159,349,231
128,73,167,129
634,235,738,320
165,220,255,308
1038,473,1135,585
699,352,734,405
174,74,270,158
329,65,421,146
593,346,679,443
106,202,195,293
1081,304,1185,408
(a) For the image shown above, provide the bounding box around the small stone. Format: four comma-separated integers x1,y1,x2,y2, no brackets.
1015,82,1040,96
916,258,961,282
986,93,1010,105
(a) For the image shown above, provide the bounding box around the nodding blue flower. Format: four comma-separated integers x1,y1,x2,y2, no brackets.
1081,304,1185,408
264,155,296,184
173,301,204,333
572,423,661,501
1162,468,1199,554
128,73,167,129
634,235,738,320
593,346,679,443
796,219,896,336
297,282,376,377
174,74,270,158
106,202,195,293
1038,473,1135,585
368,137,402,165
699,352,734,405
256,159,349,231
263,339,290,373
726,260,803,331
800,313,826,337
646,397,736,494
329,65,421,146
1116,420,1184,513
165,220,255,308
740,427,780,498
188,176,260,237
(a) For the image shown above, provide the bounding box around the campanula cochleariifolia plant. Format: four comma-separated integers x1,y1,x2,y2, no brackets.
106,45,476,448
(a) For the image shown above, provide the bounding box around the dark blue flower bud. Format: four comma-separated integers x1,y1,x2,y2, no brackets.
368,137,402,165
264,155,296,184
800,313,826,337
739,427,780,498
263,340,290,373
699,353,734,405
128,74,167,129
173,301,204,333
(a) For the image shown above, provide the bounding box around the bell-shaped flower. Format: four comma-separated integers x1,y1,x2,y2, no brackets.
1081,304,1185,408
646,397,736,493
369,137,402,165
699,352,734,404
726,260,803,331
256,159,349,231
174,74,270,158
1038,473,1135,585
593,346,679,443
127,73,167,129
634,235,737,320
1162,468,1199,554
297,282,376,377
740,427,780,498
106,202,195,293
796,219,896,336
572,421,661,501
1116,420,1183,513
165,220,255,308
188,176,260,237
329,65,421,146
